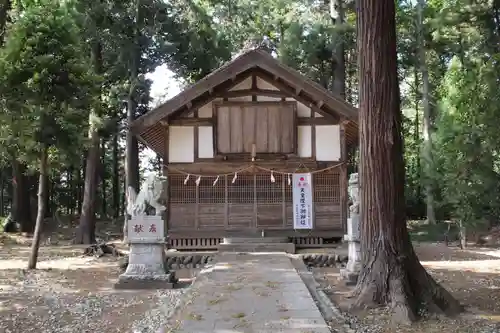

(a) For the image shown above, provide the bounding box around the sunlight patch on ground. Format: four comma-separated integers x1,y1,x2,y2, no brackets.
465,248,500,258
421,259,500,273
477,315,500,321
0,256,116,270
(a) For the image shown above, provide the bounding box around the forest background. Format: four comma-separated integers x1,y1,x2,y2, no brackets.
0,0,498,243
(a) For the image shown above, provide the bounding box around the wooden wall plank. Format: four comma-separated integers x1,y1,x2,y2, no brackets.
280,104,295,153
214,101,297,155
267,105,281,152
242,105,256,152
255,107,269,152
229,106,243,152
217,106,231,153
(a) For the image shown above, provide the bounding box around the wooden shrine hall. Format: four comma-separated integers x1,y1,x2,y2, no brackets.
130,48,359,250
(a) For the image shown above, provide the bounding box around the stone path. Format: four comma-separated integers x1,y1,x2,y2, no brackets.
167,252,331,333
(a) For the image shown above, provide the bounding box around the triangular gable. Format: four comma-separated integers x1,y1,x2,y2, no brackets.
131,49,358,135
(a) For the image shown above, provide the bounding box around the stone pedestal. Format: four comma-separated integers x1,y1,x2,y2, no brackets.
340,173,361,286
115,216,176,289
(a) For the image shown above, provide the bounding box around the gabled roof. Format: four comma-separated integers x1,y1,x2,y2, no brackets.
131,48,358,157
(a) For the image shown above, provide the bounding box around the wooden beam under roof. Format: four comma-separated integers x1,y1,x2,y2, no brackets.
255,70,340,121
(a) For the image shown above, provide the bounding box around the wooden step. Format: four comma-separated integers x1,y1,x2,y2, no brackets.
221,237,289,244
218,242,296,254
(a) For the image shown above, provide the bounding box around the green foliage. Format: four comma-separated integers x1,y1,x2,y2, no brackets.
0,0,500,232
434,57,500,227
407,220,459,242
0,0,96,161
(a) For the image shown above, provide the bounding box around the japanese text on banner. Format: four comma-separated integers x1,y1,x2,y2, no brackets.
292,173,313,229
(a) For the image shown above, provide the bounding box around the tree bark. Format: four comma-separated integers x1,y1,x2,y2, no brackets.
112,130,120,218
126,102,140,192
125,0,141,194
0,0,11,46
44,174,51,218
0,173,4,216
74,40,102,244
27,145,48,269
100,138,107,218
353,0,463,323
77,154,85,213
330,0,346,99
75,124,100,244
413,69,421,204
11,159,33,232
417,0,436,224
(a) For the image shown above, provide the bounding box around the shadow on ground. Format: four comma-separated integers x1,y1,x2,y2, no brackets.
314,243,500,333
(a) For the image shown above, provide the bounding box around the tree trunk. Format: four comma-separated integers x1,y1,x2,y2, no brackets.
0,173,4,216
126,104,140,193
11,160,33,232
413,69,421,204
44,174,51,218
112,131,120,218
353,0,463,323
417,0,436,224
0,0,11,46
458,220,466,249
125,0,141,194
123,0,142,242
101,138,107,218
68,166,74,215
75,120,100,244
75,40,102,244
330,0,346,99
27,145,48,269
77,154,85,213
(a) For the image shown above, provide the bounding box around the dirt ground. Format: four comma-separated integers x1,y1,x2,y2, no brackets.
0,231,186,333
313,243,500,333
2,219,500,332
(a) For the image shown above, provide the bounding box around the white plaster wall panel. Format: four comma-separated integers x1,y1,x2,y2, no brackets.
286,98,310,117
168,126,194,162
297,125,312,158
228,95,252,102
198,101,213,118
256,77,279,90
229,77,252,91
257,95,281,102
315,125,341,161
198,126,214,158
315,112,323,117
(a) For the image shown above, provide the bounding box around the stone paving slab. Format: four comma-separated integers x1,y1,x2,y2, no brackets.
168,252,331,333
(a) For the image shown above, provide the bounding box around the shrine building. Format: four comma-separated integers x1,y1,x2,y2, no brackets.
130,48,358,251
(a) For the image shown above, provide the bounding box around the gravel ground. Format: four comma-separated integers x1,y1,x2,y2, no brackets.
0,245,188,333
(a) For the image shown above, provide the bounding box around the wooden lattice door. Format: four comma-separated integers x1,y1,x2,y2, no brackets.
256,173,285,228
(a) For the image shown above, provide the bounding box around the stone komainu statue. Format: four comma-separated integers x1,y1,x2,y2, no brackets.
123,173,167,241
348,173,359,215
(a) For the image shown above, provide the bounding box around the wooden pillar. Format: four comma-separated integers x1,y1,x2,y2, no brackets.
193,109,200,230
253,172,257,230
339,121,348,232
224,175,228,228
282,172,286,228
163,125,170,233
311,108,317,159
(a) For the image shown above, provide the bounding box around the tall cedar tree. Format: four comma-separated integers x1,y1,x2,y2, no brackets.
352,0,463,323
0,0,94,267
